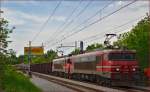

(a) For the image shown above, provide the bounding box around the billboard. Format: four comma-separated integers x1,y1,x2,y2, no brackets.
24,46,44,55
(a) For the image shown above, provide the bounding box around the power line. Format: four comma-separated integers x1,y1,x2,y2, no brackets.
45,1,113,48
31,1,62,42
56,0,92,38
50,15,144,50
46,0,137,49
44,0,82,45
59,1,114,43
47,0,92,44
64,15,144,52
83,15,144,42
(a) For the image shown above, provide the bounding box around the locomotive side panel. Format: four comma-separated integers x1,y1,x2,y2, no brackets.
73,55,98,74
52,59,65,72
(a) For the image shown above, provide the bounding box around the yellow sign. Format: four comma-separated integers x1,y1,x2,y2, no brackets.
24,46,44,55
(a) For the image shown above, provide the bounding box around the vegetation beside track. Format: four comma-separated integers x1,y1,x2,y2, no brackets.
0,18,41,92
2,66,41,92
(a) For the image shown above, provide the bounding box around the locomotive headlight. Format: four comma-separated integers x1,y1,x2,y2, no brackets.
116,68,120,71
132,68,136,71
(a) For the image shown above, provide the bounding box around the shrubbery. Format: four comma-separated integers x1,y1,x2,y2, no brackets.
2,66,41,92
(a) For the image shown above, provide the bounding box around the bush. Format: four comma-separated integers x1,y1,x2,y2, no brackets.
2,66,41,92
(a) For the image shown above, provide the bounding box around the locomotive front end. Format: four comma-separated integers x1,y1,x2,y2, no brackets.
107,50,141,86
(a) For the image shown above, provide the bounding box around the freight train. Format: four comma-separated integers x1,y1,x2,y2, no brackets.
31,49,142,86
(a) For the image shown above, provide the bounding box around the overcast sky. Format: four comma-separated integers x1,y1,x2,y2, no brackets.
1,0,149,56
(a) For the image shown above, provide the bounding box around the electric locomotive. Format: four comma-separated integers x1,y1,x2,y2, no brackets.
52,49,140,86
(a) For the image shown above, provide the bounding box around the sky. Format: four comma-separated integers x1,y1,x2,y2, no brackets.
1,0,149,56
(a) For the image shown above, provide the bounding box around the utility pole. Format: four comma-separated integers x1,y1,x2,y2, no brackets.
28,41,32,77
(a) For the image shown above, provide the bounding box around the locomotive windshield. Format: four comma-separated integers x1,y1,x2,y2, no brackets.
108,53,136,61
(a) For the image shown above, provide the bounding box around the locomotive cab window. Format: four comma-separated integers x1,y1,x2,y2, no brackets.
108,53,136,61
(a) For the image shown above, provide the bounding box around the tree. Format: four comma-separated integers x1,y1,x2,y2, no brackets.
115,16,150,69
70,48,80,55
46,49,57,61
0,18,13,54
31,49,58,64
0,18,14,90
86,43,104,51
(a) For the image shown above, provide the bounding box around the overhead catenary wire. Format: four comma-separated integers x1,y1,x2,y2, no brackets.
31,1,62,42
53,15,145,52
57,0,92,37
64,15,144,52
45,1,114,48
46,0,137,49
85,20,142,44
44,0,83,45
83,15,145,43
47,0,92,43
59,1,114,43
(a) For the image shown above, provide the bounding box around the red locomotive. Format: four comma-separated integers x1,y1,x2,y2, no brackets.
30,34,142,86
52,49,140,86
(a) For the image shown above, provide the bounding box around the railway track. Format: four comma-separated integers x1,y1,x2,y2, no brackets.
31,72,149,92
32,72,125,92
114,86,149,92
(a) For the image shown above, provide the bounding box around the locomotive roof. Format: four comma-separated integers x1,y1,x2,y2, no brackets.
53,49,136,61
72,49,136,58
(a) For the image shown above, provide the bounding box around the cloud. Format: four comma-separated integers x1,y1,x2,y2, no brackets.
51,16,66,22
108,1,124,8
116,1,124,6
2,7,66,27
2,0,40,6
46,1,148,55
3,1,148,55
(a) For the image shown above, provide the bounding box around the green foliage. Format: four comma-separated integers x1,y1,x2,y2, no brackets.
46,50,58,61
28,49,58,64
115,16,150,69
86,43,104,51
70,48,80,55
0,18,14,90
0,18,13,54
3,66,41,92
0,18,41,92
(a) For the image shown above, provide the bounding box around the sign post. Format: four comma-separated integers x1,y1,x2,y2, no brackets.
24,41,44,77
24,46,44,55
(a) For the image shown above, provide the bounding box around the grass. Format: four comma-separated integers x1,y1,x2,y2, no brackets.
2,66,41,92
